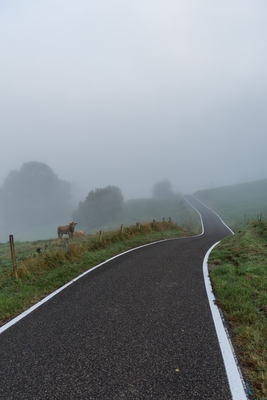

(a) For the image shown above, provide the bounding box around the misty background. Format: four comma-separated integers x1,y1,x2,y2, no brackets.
1,1,267,240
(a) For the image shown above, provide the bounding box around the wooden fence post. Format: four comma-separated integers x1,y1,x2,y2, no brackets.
120,224,124,234
9,235,18,279
162,217,165,223
65,238,70,254
152,219,156,229
169,217,172,223
136,222,140,229
99,230,102,242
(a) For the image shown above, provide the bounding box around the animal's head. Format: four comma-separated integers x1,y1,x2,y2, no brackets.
69,221,77,231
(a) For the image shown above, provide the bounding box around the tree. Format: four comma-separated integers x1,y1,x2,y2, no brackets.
73,185,123,231
0,161,72,232
152,179,174,198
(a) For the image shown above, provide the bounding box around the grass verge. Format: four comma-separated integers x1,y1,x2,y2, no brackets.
209,220,267,399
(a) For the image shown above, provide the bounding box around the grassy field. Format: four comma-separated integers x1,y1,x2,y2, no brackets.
208,223,267,399
195,179,267,399
76,194,200,234
0,193,200,243
194,178,267,231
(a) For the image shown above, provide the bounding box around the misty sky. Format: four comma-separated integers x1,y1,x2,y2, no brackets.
1,0,267,200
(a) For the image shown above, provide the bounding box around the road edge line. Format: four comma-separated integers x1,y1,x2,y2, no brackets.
204,243,248,399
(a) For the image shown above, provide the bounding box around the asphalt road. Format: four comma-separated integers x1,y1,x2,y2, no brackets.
0,196,244,399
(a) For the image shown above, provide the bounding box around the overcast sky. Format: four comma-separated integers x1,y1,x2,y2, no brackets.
1,0,267,200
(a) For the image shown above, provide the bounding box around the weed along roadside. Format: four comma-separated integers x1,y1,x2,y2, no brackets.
0,220,190,327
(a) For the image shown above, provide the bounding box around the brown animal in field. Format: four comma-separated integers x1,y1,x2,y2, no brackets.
57,222,77,239
72,230,85,238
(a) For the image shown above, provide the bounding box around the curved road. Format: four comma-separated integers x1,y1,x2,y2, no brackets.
0,196,246,399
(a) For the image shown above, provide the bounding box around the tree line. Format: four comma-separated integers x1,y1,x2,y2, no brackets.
0,161,174,239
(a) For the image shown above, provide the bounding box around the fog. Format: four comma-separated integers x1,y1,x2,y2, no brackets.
1,1,267,201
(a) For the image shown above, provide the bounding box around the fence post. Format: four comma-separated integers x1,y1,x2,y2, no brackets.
99,230,102,242
152,219,156,229
136,222,140,229
162,217,165,223
120,224,124,234
169,217,172,223
9,235,18,279
65,238,70,254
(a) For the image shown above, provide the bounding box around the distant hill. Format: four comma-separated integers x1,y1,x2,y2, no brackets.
193,179,267,228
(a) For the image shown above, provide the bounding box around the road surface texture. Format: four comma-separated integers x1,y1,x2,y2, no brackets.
0,196,246,399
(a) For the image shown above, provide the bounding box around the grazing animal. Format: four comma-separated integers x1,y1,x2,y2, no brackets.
72,230,85,238
57,222,77,239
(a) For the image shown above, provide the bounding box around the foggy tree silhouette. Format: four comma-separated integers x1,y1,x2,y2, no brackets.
0,161,72,232
73,185,123,231
152,179,174,198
